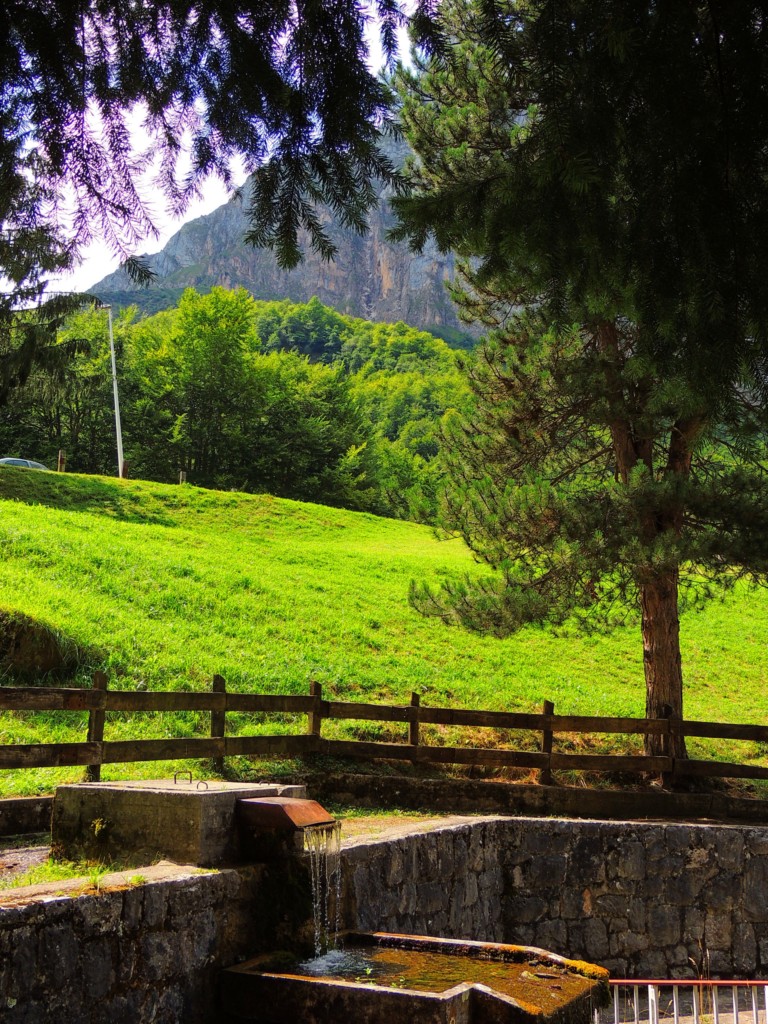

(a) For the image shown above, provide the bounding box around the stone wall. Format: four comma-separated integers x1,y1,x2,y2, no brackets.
499,818,768,980
340,819,507,942
4,814,768,1023
339,817,768,980
0,862,315,1024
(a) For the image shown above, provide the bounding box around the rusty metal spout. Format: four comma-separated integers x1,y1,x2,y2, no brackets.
237,796,335,833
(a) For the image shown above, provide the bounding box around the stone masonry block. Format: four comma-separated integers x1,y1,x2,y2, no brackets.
81,937,114,1001
524,854,568,888
683,907,706,943
507,895,547,924
744,858,768,921
534,918,568,953
610,930,649,956
522,828,572,857
559,889,588,920
583,918,610,960
704,910,733,951
616,842,646,881
746,831,768,856
714,831,744,870
733,921,757,975
665,872,706,905
653,854,686,879
647,904,681,946
664,826,693,852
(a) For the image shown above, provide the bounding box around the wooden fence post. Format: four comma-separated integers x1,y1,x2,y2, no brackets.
408,692,421,746
539,699,554,786
308,681,323,741
661,703,675,786
211,674,226,774
85,671,108,782
57,449,66,473
409,692,421,758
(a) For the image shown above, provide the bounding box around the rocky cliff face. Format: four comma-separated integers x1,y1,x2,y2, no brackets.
91,174,465,333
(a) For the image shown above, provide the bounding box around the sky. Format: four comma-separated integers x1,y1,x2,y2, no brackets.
56,8,406,295
58,176,245,295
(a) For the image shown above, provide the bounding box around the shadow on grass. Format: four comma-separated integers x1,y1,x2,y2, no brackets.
0,609,101,682
0,468,177,527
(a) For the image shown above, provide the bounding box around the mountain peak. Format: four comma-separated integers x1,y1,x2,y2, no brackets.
90,174,465,334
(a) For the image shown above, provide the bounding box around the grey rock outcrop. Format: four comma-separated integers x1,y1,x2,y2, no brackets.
91,169,465,332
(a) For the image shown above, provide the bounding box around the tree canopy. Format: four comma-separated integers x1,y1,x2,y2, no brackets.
395,0,768,396
0,290,468,518
2,0,421,295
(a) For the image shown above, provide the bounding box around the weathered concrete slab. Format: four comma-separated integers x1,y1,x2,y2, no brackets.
308,773,768,824
0,796,52,837
51,779,306,866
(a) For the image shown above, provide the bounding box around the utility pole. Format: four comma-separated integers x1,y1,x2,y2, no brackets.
105,305,125,478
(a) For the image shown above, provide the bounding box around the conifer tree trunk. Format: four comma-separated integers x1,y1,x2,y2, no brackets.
596,320,692,762
640,569,688,760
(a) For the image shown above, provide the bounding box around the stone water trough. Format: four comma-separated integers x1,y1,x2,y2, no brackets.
222,931,609,1024
49,780,609,1024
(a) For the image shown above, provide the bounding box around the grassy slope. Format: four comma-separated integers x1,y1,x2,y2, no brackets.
1,468,767,795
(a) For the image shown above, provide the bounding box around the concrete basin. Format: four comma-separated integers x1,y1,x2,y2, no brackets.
221,931,609,1023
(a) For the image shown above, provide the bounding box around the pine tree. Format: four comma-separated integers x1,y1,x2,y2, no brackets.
396,0,768,758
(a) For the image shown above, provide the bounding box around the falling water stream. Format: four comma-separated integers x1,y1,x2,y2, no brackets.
303,820,342,956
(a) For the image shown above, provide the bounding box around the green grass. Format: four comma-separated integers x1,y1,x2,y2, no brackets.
1,467,767,796
0,856,149,891
0,856,97,890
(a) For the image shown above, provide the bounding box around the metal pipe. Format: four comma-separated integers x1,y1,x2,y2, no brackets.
106,305,124,478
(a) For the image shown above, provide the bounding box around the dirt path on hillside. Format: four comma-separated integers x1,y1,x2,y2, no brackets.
0,834,50,884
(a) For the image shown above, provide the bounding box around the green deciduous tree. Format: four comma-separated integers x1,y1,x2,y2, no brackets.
250,296,471,520
124,288,380,507
170,287,261,482
396,0,768,757
259,296,351,362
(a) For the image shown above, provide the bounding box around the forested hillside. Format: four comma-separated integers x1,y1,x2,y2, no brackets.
0,290,470,522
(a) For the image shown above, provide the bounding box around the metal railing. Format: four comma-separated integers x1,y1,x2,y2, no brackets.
605,981,768,1024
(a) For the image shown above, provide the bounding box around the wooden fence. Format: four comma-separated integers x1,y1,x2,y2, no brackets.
1,673,768,783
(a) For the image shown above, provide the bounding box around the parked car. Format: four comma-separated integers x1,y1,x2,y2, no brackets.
0,457,49,470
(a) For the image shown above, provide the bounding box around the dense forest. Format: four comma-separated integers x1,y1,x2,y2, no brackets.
0,289,470,522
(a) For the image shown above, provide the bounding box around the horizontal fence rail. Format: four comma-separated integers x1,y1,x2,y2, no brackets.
1,675,767,781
